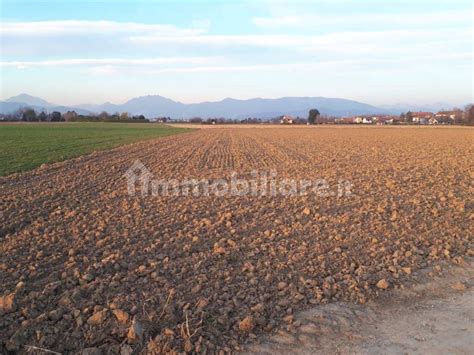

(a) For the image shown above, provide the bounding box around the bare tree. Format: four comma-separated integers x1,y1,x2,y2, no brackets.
99,111,109,120
63,111,78,121
465,104,474,126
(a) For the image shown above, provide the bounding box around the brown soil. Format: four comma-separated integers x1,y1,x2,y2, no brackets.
245,259,473,354
1,126,472,353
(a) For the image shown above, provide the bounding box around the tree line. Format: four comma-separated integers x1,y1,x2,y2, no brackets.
187,109,322,125
2,105,473,125
0,108,149,123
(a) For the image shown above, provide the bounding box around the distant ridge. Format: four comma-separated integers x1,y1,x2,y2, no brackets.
1,93,455,118
5,93,54,108
1,94,92,115
76,95,388,118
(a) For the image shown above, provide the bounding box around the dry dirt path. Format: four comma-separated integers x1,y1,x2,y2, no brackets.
1,126,473,353
245,260,473,354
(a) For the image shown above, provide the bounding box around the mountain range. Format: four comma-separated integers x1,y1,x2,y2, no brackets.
0,93,458,119
2,94,93,116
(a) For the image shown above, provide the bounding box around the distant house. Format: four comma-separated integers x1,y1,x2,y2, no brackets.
353,116,375,124
430,116,454,125
350,115,398,125
334,117,354,124
412,112,433,123
429,117,439,125
280,115,294,124
376,116,395,125
435,110,462,120
435,110,462,123
437,116,454,125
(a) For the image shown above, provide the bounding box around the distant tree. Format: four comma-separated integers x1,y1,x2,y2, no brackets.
209,118,218,124
465,104,474,126
400,112,406,120
10,108,24,121
189,117,203,123
64,110,78,121
22,108,37,121
451,108,463,124
120,112,129,120
308,109,320,124
137,114,146,120
38,111,47,122
98,111,109,120
405,111,413,123
317,114,329,124
50,111,62,121
294,117,308,125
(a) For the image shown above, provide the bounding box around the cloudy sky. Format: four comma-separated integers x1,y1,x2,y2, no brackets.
1,0,472,106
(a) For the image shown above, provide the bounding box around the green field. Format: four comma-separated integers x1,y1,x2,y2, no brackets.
0,123,191,176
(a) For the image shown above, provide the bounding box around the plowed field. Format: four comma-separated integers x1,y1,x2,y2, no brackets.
1,126,472,353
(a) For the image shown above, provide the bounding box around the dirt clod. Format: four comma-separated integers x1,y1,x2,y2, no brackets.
451,282,466,291
0,293,16,314
88,310,108,325
127,319,144,343
112,309,130,324
239,316,255,332
376,279,390,290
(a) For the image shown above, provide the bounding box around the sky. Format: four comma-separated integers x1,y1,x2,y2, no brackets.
0,0,472,106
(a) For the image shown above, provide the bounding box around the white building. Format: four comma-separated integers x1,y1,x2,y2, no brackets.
280,115,294,124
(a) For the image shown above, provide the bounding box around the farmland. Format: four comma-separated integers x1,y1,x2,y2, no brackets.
0,126,472,353
0,123,191,176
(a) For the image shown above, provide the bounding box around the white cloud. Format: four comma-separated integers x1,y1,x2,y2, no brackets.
0,20,207,36
126,28,471,57
145,63,320,74
3,27,470,74
0,57,223,68
127,34,306,46
252,10,473,29
2,19,470,60
142,53,471,75
83,65,118,75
